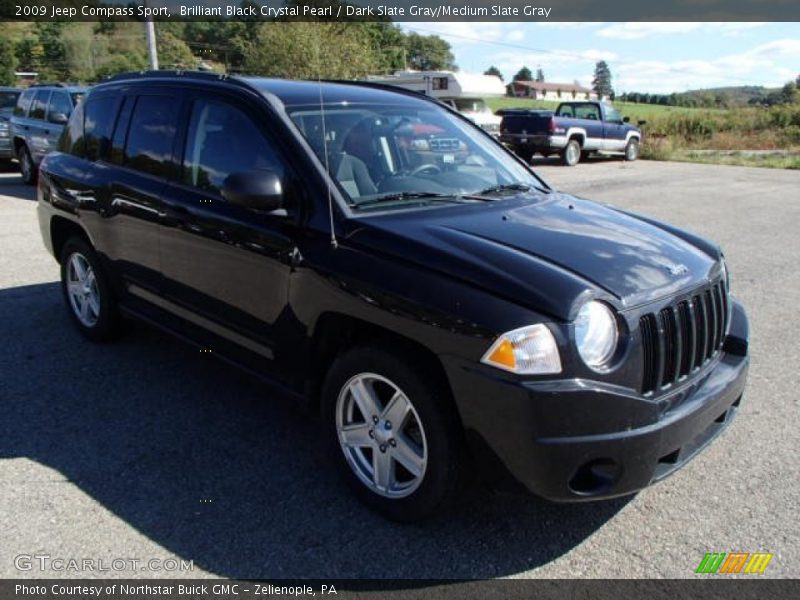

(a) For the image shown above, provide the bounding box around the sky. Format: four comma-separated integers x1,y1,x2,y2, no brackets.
397,22,800,93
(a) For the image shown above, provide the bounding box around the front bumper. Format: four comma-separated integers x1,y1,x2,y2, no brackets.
500,133,566,152
443,299,749,501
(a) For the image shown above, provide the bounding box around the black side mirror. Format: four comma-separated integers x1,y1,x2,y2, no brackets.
49,112,69,124
222,170,283,211
623,116,630,123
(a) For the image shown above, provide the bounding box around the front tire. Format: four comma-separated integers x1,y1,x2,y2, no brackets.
624,138,640,161
322,346,464,522
561,139,581,166
18,145,36,185
60,238,121,342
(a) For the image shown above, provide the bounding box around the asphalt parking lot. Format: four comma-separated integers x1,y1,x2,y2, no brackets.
1,159,798,580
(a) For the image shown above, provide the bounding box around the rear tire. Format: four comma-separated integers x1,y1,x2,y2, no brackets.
18,145,36,185
561,139,581,166
624,138,640,161
60,238,122,342
322,345,464,522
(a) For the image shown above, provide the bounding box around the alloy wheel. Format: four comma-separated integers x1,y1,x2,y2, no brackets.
66,252,100,327
335,373,428,498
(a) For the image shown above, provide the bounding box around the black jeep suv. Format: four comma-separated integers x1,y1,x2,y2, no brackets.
37,72,749,521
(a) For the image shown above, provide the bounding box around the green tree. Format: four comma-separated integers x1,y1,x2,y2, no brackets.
36,22,68,81
15,36,45,76
404,32,456,71
94,53,148,81
157,32,196,70
243,22,379,80
484,65,503,81
591,60,613,100
535,68,545,82
364,22,407,72
780,82,798,104
513,66,533,81
62,25,95,82
0,37,17,86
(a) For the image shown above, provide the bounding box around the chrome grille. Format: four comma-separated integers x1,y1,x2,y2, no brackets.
640,280,729,395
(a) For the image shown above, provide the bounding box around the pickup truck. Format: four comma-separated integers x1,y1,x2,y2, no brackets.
499,101,642,166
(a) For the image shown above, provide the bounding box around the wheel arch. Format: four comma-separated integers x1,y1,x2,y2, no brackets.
307,312,462,427
566,128,586,146
50,216,93,264
13,137,27,156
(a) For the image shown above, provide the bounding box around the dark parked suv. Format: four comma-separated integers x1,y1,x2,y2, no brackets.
0,87,22,167
11,83,87,183
36,72,749,521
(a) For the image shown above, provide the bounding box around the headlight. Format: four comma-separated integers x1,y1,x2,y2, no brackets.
481,324,561,375
0,122,8,138
574,301,618,370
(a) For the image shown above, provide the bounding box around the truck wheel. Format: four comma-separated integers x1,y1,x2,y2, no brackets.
562,139,581,166
60,237,122,342
322,346,464,522
18,145,37,185
624,138,640,161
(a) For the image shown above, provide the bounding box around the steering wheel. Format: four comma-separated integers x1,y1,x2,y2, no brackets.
409,163,442,177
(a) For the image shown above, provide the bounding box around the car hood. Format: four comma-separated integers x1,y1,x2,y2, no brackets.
348,192,720,320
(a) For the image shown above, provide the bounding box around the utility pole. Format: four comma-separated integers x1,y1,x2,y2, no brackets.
144,1,158,70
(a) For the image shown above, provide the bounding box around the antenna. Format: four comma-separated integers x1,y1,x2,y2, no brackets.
316,44,338,249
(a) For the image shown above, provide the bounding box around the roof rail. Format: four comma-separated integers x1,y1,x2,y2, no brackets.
99,70,259,94
102,70,236,84
30,82,66,88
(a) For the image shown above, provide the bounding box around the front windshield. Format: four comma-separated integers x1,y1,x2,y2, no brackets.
0,92,19,110
288,101,541,210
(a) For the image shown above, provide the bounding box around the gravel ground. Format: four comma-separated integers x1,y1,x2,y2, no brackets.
0,159,798,580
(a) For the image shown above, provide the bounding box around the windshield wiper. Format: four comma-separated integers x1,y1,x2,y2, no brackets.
353,191,475,209
473,183,534,196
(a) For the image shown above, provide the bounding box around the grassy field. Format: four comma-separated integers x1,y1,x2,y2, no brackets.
486,97,800,169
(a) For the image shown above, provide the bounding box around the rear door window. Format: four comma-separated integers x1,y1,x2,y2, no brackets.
84,96,120,162
14,90,34,117
123,95,181,178
30,90,51,120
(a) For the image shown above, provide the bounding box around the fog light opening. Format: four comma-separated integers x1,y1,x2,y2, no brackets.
658,448,681,465
569,458,621,495
732,394,742,408
714,410,728,424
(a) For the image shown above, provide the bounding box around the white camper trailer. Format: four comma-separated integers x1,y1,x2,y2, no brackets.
365,70,504,135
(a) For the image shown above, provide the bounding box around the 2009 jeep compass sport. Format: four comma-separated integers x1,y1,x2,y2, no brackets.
37,72,749,522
